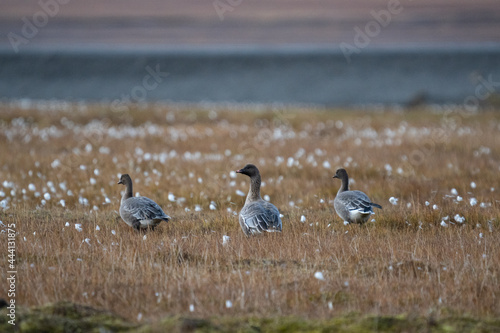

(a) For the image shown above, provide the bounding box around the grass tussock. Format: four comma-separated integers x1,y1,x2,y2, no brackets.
0,103,499,327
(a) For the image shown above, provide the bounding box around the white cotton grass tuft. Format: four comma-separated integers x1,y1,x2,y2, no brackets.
451,188,458,195
65,222,70,227
456,196,463,202
96,225,100,231
470,198,478,206
322,161,331,169
470,181,476,189
168,193,175,202
432,204,438,210
209,201,217,210
314,271,325,281
454,214,465,223
235,190,245,196
75,224,83,232
440,220,448,227
189,304,195,312
222,235,230,246
44,193,51,200
389,197,398,205
263,195,270,202
300,215,306,222
111,230,116,235
225,300,233,308
425,201,430,206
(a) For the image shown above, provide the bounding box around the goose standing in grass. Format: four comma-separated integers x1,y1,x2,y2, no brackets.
332,168,382,224
236,164,282,235
117,174,170,231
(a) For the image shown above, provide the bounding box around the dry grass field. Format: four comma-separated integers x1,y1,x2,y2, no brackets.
0,102,499,331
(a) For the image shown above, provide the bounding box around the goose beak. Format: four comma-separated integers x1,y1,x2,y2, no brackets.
332,175,339,179
236,169,242,173
117,180,123,184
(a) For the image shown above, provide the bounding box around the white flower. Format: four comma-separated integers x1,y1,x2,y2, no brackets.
389,197,398,205
300,215,306,223
314,271,325,281
470,198,477,206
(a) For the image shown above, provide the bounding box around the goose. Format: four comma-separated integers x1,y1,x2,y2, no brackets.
332,168,382,224
117,174,170,231
236,164,282,235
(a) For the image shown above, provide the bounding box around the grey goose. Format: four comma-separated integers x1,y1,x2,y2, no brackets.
117,174,170,231
236,164,282,235
333,168,382,224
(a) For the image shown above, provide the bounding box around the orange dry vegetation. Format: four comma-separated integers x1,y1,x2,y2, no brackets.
0,103,499,322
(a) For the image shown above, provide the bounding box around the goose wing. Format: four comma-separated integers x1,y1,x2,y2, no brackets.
240,201,282,234
123,197,170,221
340,191,377,214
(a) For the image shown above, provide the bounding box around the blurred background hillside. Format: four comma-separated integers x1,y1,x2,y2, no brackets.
0,0,499,106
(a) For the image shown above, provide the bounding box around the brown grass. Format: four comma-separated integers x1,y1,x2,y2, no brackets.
0,103,499,323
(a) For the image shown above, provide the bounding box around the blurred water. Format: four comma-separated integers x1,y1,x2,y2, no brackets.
0,45,499,107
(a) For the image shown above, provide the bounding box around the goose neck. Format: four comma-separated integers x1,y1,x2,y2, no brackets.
246,174,262,204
